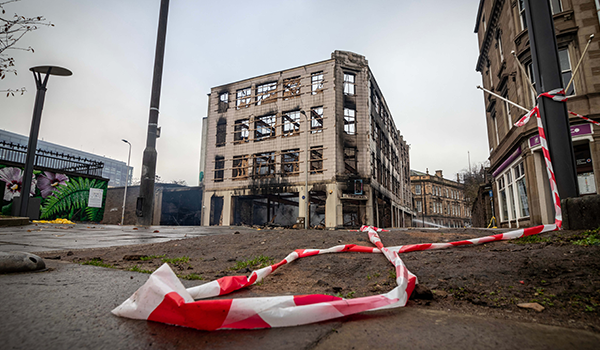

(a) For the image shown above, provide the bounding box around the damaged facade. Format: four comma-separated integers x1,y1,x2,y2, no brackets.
199,51,413,228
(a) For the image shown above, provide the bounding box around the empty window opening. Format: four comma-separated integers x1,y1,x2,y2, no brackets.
343,73,355,95
234,118,249,143
218,92,229,113
344,108,355,135
344,147,357,174
282,149,300,176
216,118,227,147
282,110,300,136
283,77,301,100
256,82,277,105
255,115,276,141
232,155,249,180
236,87,251,109
310,146,324,174
254,152,275,177
311,72,324,95
214,156,224,182
310,107,323,133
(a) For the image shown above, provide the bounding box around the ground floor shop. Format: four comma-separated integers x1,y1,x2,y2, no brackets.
492,123,600,228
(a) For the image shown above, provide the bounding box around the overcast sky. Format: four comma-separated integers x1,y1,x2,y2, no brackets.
2,0,489,185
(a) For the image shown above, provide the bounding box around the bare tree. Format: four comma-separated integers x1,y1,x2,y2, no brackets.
1,0,53,96
459,161,490,205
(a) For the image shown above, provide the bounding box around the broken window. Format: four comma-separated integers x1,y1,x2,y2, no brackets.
214,156,224,182
310,107,323,133
282,110,300,136
218,92,229,113
232,155,249,180
254,152,275,177
216,118,226,147
255,114,276,141
343,108,355,135
311,72,324,95
281,149,300,176
310,146,324,174
234,118,249,143
374,94,380,114
256,82,277,105
236,87,251,109
344,147,357,174
283,76,301,100
343,73,355,95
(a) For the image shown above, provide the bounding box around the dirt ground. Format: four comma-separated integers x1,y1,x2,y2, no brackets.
39,226,600,333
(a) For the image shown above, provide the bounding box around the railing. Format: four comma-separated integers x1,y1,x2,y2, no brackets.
0,141,104,177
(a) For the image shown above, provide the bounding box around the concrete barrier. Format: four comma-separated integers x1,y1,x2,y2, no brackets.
562,194,600,230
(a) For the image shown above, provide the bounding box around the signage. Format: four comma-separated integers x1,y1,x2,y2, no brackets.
529,124,593,148
88,188,104,208
342,193,368,200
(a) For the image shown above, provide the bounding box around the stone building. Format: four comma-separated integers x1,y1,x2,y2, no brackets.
474,0,600,228
410,170,471,228
199,51,413,228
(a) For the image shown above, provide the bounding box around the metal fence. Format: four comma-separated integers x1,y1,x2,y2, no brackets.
0,141,104,177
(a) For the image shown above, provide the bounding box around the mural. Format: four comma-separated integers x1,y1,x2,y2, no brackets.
0,165,108,222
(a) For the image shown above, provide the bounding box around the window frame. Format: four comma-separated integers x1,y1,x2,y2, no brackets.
256,82,277,105
310,107,324,133
311,72,324,95
236,87,251,109
343,107,356,135
343,73,355,95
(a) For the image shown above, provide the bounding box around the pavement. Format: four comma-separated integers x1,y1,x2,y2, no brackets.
1,223,600,349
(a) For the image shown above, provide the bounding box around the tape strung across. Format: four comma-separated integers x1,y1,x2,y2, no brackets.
113,89,572,331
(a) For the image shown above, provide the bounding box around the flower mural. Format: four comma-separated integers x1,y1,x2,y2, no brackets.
0,167,37,201
37,171,69,198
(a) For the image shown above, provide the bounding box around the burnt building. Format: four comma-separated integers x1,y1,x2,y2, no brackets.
410,169,472,228
474,0,600,228
199,51,413,228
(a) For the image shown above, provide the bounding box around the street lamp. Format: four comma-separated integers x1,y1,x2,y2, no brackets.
300,110,309,229
19,65,72,218
121,139,132,226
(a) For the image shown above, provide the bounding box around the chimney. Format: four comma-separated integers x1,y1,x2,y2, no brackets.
435,170,443,178
457,173,460,182
426,168,429,175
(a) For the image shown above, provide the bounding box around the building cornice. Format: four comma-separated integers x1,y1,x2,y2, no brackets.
475,0,505,72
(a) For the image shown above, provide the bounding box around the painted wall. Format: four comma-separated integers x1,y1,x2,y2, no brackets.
0,165,108,222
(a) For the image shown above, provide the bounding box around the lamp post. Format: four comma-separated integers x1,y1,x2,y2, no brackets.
19,65,72,217
121,139,132,226
300,110,309,229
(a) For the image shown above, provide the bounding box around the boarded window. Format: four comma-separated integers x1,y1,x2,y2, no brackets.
310,146,324,174
344,108,355,135
282,110,300,136
282,149,300,176
255,115,276,141
311,72,324,95
234,119,249,143
343,73,355,95
216,118,226,147
214,156,224,182
254,152,275,177
310,107,323,133
236,87,251,109
283,77,300,100
232,155,248,180
218,92,228,113
256,82,277,105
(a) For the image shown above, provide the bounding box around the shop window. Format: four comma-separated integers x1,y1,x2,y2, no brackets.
574,143,596,194
232,155,248,180
218,92,228,113
310,146,324,174
282,110,300,136
514,161,529,217
311,72,324,95
254,152,275,177
344,108,355,135
216,118,226,147
343,73,355,95
214,156,224,182
310,107,323,133
497,160,530,222
256,82,277,105
281,149,300,176
255,114,276,141
236,87,251,109
283,77,300,100
234,118,249,143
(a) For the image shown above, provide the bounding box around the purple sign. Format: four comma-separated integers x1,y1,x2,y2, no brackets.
529,123,593,148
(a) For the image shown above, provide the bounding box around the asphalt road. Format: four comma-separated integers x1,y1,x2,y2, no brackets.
0,224,599,349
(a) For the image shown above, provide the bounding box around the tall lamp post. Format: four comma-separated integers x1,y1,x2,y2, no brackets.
121,139,132,226
300,110,309,229
19,65,72,217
